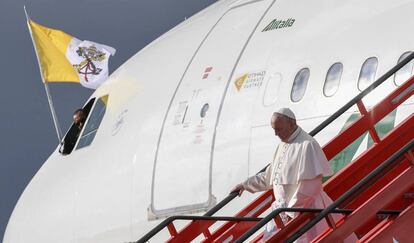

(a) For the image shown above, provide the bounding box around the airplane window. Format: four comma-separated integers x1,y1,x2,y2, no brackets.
76,95,108,150
357,57,378,91
394,51,414,86
324,62,343,97
291,68,310,102
200,103,209,118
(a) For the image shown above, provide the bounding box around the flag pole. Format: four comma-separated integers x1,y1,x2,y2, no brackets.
24,6,63,142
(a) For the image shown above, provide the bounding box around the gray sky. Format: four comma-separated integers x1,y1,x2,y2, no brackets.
0,0,216,239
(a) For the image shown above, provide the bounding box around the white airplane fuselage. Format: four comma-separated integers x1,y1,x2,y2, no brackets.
4,0,414,242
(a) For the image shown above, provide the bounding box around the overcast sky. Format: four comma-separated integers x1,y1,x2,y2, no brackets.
0,0,216,239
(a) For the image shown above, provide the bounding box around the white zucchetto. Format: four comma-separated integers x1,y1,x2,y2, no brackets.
275,107,296,120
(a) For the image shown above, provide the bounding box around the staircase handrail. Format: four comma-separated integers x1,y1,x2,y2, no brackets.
137,209,400,242
235,139,414,242
283,138,414,242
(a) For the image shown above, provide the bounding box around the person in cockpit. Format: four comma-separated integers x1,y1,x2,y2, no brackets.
59,109,86,155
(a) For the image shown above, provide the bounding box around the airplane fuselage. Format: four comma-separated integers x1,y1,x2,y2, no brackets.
4,0,414,242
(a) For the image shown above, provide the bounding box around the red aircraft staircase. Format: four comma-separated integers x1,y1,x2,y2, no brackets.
138,52,414,243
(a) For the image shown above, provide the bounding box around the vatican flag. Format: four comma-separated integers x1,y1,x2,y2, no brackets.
27,19,116,89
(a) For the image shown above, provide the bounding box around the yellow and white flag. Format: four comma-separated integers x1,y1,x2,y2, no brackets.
28,20,116,89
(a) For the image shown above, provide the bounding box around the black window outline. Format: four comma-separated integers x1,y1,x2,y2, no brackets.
323,62,343,97
290,68,310,102
357,57,378,91
394,51,414,86
59,98,96,155
75,95,109,150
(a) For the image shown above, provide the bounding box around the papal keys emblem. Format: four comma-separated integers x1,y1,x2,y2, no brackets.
73,45,106,82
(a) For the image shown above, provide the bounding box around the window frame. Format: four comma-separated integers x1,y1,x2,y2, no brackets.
59,98,96,155
323,62,343,97
75,95,108,151
393,51,414,86
357,57,378,91
290,67,310,103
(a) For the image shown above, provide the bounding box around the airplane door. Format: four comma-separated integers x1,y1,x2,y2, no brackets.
150,0,274,218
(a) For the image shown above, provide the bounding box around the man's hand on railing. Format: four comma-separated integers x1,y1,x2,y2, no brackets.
230,183,245,197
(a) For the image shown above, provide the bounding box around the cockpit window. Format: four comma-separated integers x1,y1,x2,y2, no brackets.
76,95,108,150
394,51,414,86
59,98,95,155
291,68,309,102
76,95,108,149
59,95,108,155
357,57,378,91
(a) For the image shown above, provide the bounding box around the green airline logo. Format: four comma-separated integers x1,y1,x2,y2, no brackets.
262,18,295,32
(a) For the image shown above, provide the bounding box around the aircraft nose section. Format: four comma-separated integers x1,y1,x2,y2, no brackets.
3,213,17,243
3,155,76,243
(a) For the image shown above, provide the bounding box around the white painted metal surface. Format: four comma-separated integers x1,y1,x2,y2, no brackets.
4,0,414,242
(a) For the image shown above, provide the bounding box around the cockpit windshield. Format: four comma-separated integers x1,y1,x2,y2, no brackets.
59,95,108,155
76,95,108,150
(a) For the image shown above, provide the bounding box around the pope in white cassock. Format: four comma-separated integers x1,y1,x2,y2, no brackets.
231,108,357,242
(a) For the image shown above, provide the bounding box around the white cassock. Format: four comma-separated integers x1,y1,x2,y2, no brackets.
242,127,358,242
